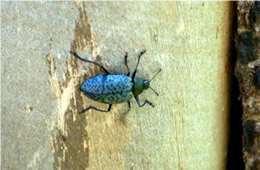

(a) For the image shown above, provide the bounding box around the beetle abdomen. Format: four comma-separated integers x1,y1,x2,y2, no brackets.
81,74,133,104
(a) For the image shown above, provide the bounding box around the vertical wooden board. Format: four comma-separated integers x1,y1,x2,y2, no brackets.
79,1,233,169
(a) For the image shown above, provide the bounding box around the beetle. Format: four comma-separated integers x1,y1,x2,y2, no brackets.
70,50,161,114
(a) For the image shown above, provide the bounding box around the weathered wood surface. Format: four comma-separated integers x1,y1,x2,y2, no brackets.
2,2,234,169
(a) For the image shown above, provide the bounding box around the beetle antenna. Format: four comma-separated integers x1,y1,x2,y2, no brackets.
149,69,162,82
149,87,159,96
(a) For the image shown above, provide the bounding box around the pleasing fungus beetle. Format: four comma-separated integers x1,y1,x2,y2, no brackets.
70,50,161,114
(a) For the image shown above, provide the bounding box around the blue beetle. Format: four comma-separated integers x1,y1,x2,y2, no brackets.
70,50,161,114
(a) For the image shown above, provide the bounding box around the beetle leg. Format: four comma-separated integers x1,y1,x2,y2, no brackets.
70,51,110,74
79,104,112,114
131,50,146,80
124,52,130,76
135,96,154,107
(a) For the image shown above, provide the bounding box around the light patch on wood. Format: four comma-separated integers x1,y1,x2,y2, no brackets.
45,2,131,169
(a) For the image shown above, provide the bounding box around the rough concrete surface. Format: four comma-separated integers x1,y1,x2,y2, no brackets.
1,1,234,170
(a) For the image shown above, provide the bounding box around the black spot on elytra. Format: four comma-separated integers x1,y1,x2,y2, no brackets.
108,95,115,102
121,93,127,98
102,75,108,83
92,78,97,83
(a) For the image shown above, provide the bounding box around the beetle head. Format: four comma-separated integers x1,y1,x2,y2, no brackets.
143,80,150,90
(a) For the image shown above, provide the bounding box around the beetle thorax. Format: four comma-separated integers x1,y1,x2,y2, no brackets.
133,78,150,96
